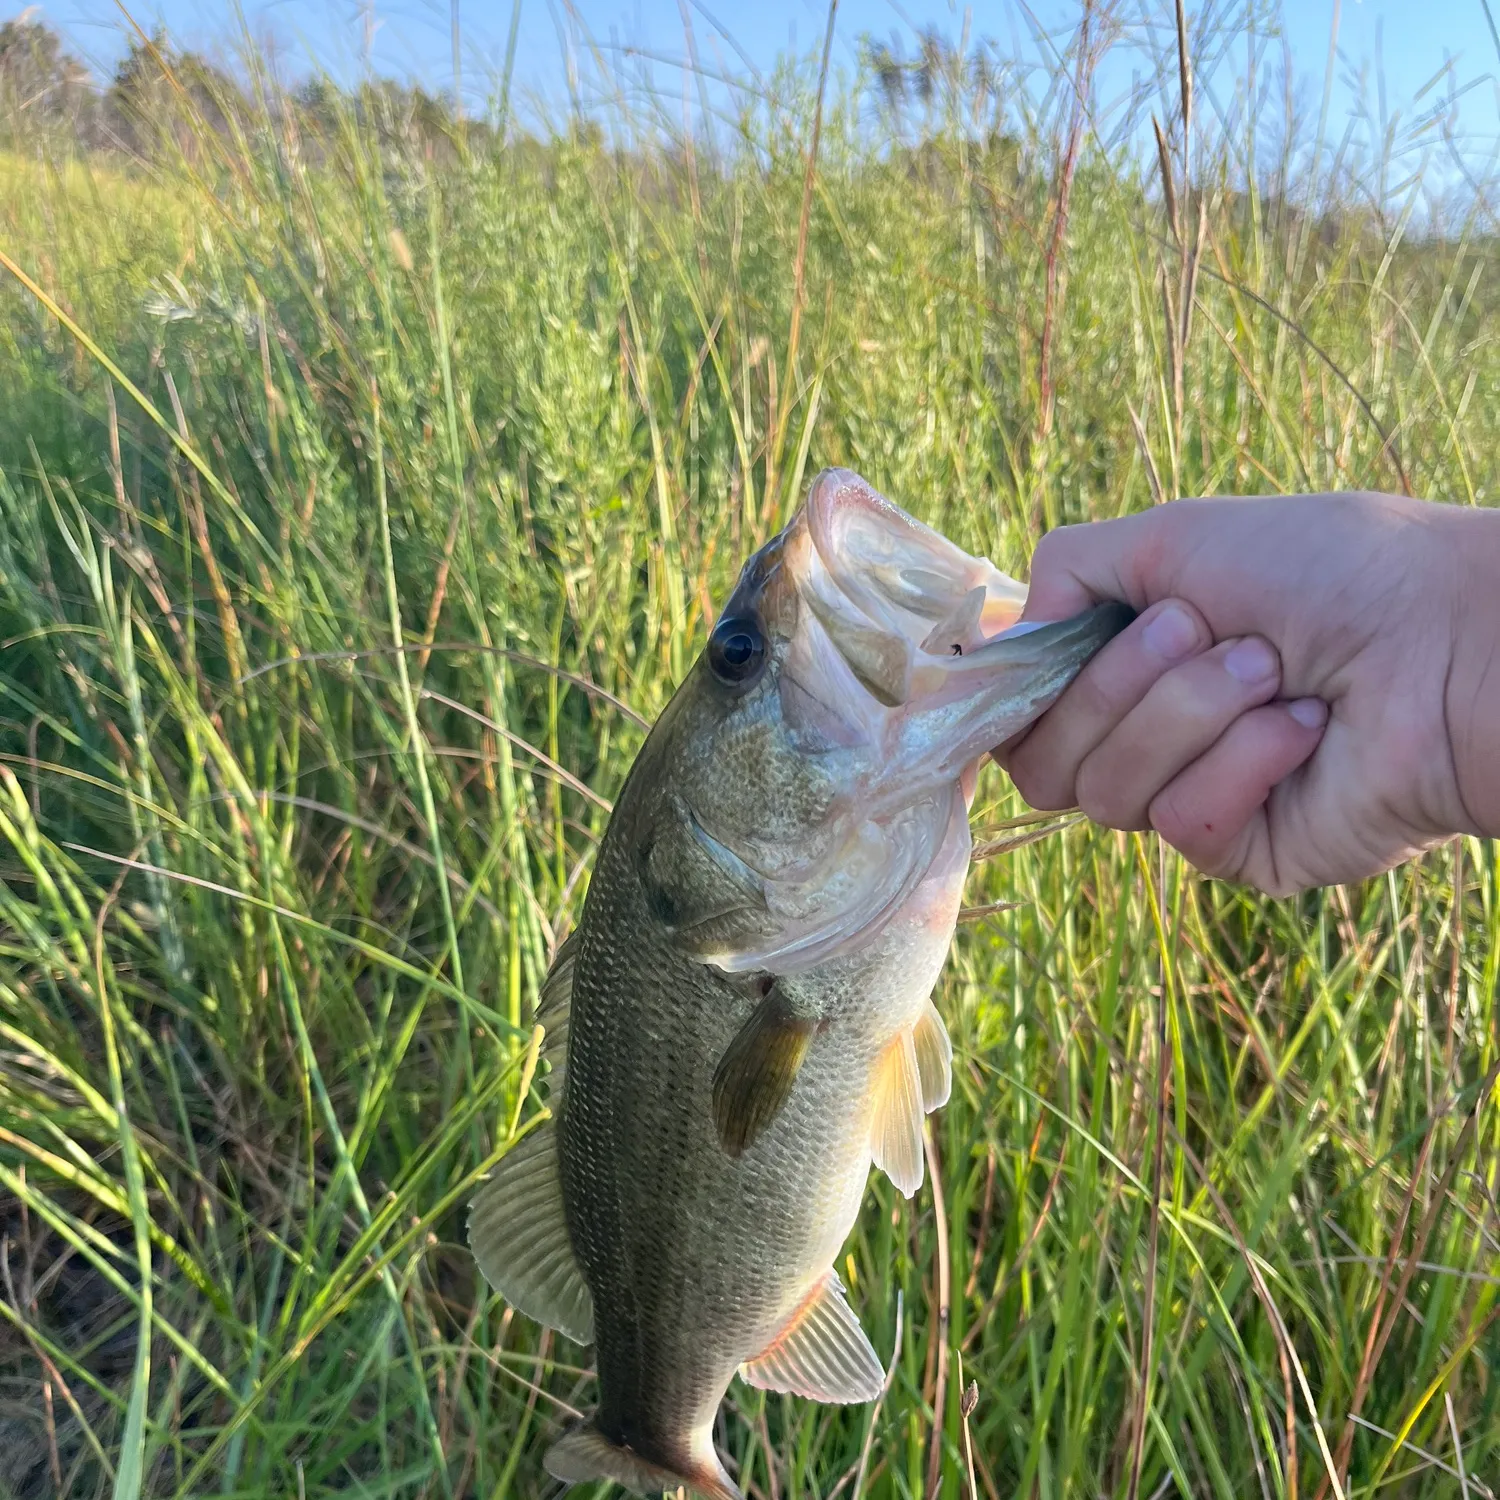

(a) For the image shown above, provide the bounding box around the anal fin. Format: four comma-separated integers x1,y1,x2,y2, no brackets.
712,986,815,1156
739,1270,884,1404
468,1121,593,1344
869,1028,925,1197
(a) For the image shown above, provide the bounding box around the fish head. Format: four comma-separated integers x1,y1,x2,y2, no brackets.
632,468,1132,975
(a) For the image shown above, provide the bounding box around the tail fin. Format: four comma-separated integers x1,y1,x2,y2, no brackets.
545,1421,742,1500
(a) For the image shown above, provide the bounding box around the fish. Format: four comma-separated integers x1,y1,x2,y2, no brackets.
468,468,1132,1499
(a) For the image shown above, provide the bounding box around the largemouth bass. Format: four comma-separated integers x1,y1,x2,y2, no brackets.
470,469,1130,1498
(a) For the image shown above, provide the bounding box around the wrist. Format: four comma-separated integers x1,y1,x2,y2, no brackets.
1444,505,1500,837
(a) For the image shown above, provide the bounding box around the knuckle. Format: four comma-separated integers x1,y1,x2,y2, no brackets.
1145,781,1196,847
1256,838,1311,898
1139,667,1207,728
1070,663,1127,722
1025,532,1067,586
1031,525,1080,568
1075,756,1143,831
1147,781,1240,873
1148,786,1304,897
1130,510,1175,574
1159,644,1275,721
1006,754,1073,811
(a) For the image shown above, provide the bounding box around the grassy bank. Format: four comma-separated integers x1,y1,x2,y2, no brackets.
0,9,1497,1497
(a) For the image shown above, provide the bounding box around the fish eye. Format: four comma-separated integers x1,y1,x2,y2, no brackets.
707,615,767,687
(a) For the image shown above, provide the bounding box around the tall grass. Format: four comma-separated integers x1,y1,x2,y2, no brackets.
0,6,1497,1497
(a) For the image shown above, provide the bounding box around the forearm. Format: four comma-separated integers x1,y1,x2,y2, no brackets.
1444,505,1500,837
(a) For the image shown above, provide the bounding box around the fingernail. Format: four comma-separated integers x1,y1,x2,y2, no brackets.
1223,637,1277,685
1288,697,1328,730
1141,603,1199,662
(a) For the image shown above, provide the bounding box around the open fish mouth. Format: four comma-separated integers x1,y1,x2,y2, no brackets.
781,468,1031,707
776,469,1133,780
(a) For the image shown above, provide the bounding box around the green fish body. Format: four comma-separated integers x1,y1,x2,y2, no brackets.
470,470,1131,1497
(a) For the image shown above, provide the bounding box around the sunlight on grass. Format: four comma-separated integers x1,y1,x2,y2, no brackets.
0,4,1497,1497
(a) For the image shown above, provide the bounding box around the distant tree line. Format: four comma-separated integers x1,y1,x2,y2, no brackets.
0,16,487,162
0,14,1035,164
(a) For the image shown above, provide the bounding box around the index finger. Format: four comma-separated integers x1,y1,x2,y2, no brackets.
1020,508,1174,622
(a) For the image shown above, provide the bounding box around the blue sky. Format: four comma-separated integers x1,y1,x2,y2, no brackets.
8,0,1500,163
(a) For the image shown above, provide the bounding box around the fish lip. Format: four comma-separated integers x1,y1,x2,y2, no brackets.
883,599,1137,789
937,600,1137,678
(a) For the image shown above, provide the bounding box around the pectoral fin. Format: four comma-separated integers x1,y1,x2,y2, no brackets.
869,1028,925,1197
712,986,815,1157
468,1122,593,1344
740,1270,884,1404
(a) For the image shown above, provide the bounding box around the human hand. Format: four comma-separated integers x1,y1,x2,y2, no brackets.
995,492,1500,894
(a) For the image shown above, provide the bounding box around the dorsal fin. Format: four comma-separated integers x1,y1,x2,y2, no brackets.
912,999,952,1112
869,1028,925,1197
468,1121,593,1344
739,1270,884,1404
